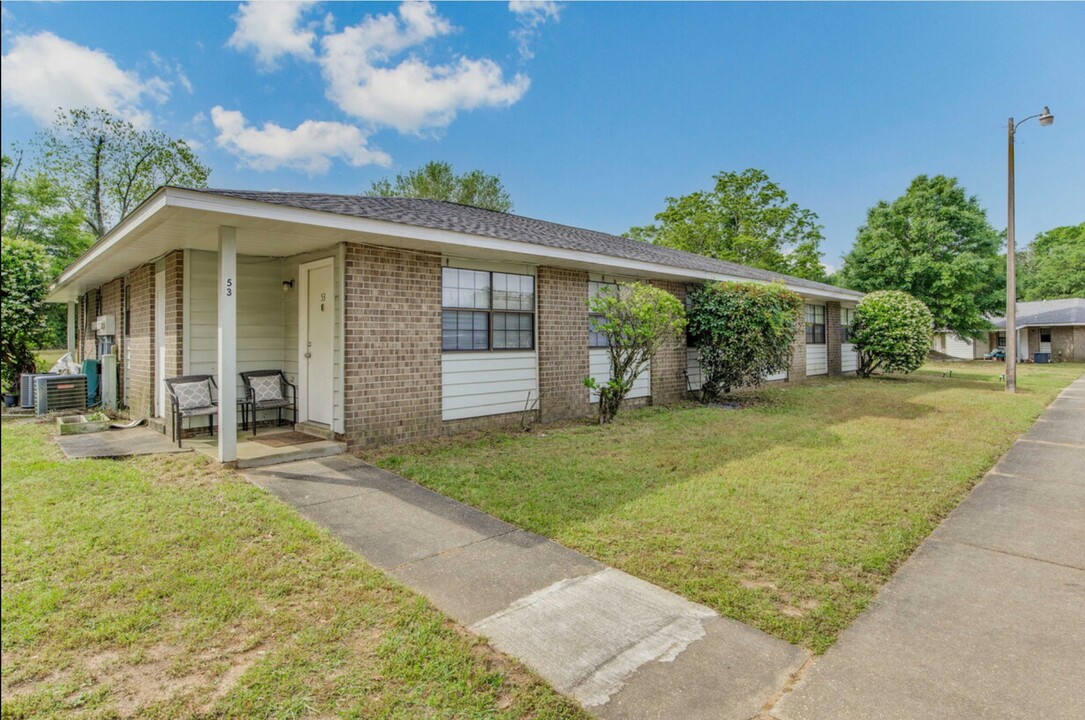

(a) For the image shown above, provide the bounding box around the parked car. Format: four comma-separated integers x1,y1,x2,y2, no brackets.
985,348,1006,360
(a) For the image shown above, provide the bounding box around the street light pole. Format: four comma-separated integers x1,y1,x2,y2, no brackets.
1006,117,1017,393
1004,106,1053,394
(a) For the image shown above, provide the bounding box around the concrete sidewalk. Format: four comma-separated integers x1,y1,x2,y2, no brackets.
244,455,807,719
772,375,1085,720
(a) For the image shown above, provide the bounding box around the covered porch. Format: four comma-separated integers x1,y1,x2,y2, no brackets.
48,192,357,463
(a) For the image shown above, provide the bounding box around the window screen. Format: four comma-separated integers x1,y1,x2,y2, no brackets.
588,281,617,348
442,267,535,351
805,304,826,345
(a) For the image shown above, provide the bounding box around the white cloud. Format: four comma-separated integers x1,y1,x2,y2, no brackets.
318,1,529,132
176,66,194,94
509,1,562,60
211,106,391,173
0,31,169,128
227,0,320,70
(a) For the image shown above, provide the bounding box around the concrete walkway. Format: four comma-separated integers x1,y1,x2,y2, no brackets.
244,456,808,719
772,375,1085,720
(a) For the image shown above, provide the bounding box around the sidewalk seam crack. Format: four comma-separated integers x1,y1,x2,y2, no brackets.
944,539,1085,572
391,527,518,570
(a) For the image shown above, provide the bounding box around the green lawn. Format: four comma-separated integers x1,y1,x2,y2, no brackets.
366,362,1084,653
1,421,588,719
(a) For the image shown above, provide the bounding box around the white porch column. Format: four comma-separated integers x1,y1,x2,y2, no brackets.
66,301,77,357
217,226,237,463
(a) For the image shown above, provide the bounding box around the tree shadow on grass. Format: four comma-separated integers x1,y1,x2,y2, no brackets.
362,375,979,537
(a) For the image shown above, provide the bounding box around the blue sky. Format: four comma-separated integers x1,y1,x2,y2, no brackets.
2,1,1082,269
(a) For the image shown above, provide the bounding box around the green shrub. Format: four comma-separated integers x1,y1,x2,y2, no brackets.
687,281,803,400
586,282,686,422
1,236,51,394
851,290,933,377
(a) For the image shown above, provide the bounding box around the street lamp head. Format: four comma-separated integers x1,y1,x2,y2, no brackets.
1039,106,1054,126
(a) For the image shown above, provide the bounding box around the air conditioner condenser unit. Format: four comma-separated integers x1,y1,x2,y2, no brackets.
35,375,88,415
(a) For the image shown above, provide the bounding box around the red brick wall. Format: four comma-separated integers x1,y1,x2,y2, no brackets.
826,301,842,376
537,266,591,422
649,280,689,404
126,266,155,418
342,243,442,449
788,312,807,381
163,251,184,383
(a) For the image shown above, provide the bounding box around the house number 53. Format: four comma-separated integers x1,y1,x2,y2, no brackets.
225,278,233,297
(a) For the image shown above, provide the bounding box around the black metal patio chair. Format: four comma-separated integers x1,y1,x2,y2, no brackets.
240,370,297,436
165,374,218,448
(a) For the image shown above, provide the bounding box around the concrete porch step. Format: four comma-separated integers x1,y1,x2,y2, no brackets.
294,420,337,441
236,439,346,469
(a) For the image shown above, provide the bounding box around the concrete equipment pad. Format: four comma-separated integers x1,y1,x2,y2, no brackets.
56,427,192,458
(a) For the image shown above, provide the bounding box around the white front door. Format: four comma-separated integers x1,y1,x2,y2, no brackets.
301,261,334,425
155,268,166,417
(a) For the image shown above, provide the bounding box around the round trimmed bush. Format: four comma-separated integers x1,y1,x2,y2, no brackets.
851,290,933,377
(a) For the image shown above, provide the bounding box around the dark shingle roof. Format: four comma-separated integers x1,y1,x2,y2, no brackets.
991,298,1085,328
189,188,861,298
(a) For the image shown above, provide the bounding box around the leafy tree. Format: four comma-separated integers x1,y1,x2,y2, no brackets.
2,152,95,348
34,108,211,238
837,175,1003,338
687,281,802,401
364,161,513,212
1,237,51,393
2,153,92,274
628,168,828,281
850,290,933,378
1019,222,1085,301
584,282,686,423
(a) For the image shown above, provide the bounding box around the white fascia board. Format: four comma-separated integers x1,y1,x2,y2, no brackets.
165,189,862,302
47,191,170,301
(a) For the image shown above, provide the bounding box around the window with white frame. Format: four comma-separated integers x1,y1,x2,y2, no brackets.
441,267,535,351
588,280,617,348
805,304,826,344
840,307,855,343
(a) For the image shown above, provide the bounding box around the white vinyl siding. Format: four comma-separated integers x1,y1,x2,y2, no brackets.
944,335,976,360
442,351,538,420
842,344,858,373
805,303,828,376
806,345,828,376
841,306,858,373
589,348,650,400
686,348,702,391
184,247,345,432
187,250,284,387
687,348,785,389
441,259,538,421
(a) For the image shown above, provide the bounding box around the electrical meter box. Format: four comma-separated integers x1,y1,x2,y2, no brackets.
94,315,116,335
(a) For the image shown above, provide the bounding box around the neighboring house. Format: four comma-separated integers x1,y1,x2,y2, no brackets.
46,187,863,461
930,331,990,361
989,298,1085,362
